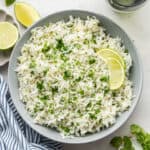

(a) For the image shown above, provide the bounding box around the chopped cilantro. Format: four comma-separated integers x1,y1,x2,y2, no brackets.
40,95,49,101
79,89,84,95
51,86,58,94
84,39,89,45
100,76,109,82
36,81,44,91
124,49,129,54
29,60,36,68
63,70,72,80
43,69,48,75
104,87,110,95
91,34,97,44
56,39,67,51
89,58,96,64
89,113,97,119
95,109,100,114
60,54,68,62
87,102,92,108
88,70,94,78
61,126,70,133
75,76,82,82
42,43,50,53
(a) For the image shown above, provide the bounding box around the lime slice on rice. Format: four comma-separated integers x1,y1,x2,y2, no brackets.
14,2,40,27
98,48,125,68
107,58,125,90
0,22,18,50
98,48,125,90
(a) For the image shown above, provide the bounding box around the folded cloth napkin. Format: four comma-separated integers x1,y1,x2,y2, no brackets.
0,75,63,150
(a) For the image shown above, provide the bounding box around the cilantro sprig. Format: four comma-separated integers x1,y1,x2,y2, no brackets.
5,0,15,6
131,124,150,150
110,124,150,150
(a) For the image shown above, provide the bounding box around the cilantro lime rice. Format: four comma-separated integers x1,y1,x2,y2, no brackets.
17,16,132,137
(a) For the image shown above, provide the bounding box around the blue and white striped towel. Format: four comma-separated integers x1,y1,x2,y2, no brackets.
0,75,63,150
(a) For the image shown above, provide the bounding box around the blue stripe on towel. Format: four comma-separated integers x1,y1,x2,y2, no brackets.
0,76,63,150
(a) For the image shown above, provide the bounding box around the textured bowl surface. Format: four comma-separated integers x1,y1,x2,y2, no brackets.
8,10,143,144
0,9,19,67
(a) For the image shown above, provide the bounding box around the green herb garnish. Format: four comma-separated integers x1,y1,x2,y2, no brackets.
42,43,50,53
5,0,15,6
110,136,134,150
51,86,58,94
89,58,96,64
123,136,135,150
124,49,129,54
131,124,150,150
100,76,109,82
63,70,72,80
88,70,94,78
56,39,67,51
29,60,36,68
110,124,150,150
36,81,44,91
40,95,49,101
110,136,123,148
89,113,97,119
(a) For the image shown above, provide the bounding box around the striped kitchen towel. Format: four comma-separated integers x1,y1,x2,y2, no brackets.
0,75,63,150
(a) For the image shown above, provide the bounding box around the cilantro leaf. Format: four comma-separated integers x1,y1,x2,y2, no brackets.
131,124,150,150
121,136,135,150
5,0,15,6
110,136,123,149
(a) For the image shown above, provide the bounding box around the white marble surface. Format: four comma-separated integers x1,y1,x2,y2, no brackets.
0,0,150,149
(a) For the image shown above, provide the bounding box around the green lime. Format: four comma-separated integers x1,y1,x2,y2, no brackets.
0,22,18,50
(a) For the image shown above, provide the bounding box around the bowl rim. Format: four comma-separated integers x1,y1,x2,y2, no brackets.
8,10,143,144
106,0,148,13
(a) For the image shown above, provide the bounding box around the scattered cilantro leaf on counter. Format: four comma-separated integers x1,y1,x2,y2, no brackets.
110,136,123,149
5,0,15,6
131,124,150,150
122,136,135,150
110,124,150,150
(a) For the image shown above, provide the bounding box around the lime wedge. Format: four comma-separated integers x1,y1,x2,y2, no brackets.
14,2,40,27
0,22,18,50
107,58,125,90
98,48,125,67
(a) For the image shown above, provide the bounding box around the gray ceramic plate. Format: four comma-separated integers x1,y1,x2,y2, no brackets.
8,10,143,144
0,9,19,67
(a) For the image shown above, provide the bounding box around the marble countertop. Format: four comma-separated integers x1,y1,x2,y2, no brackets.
0,0,150,149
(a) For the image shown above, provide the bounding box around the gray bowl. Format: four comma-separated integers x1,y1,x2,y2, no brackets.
8,10,143,144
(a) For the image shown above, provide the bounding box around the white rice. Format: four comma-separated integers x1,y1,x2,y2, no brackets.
17,16,132,137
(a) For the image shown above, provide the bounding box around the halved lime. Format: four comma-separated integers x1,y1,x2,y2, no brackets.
0,22,18,50
14,2,40,27
107,58,125,90
98,48,125,67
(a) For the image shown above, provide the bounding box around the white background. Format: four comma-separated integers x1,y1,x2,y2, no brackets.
0,0,150,149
